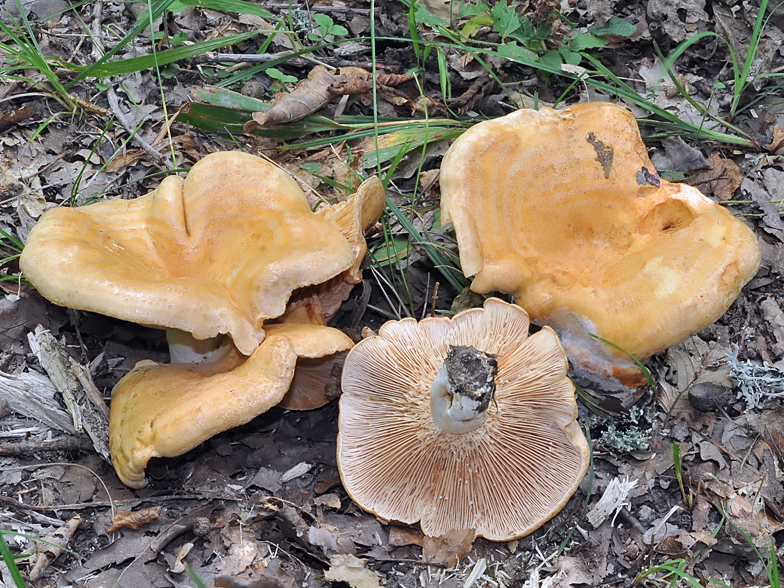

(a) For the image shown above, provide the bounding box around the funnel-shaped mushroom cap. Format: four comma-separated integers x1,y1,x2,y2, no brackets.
337,298,589,541
440,103,761,389
110,335,297,488
20,152,356,356
110,323,353,487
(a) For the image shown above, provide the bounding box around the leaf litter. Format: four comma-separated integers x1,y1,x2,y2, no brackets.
1,0,784,586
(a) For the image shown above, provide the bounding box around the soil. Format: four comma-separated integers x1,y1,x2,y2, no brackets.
1,0,784,587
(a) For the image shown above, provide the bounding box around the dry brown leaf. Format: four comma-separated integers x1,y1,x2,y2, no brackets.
747,406,784,457
726,491,776,549
657,334,729,419
388,526,424,547
551,556,598,586
323,554,381,588
104,149,146,173
220,540,261,575
422,528,475,567
245,66,337,130
447,75,494,114
106,506,163,533
770,123,784,154
693,152,744,201
244,66,375,132
170,542,194,574
328,71,414,95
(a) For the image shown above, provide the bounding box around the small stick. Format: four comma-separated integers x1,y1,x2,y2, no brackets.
263,3,374,13
430,282,439,318
0,493,200,513
0,436,92,457
107,87,174,170
201,52,403,72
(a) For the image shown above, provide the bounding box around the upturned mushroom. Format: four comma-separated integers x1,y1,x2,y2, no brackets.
439,102,761,390
337,298,590,542
111,323,354,488
20,151,384,487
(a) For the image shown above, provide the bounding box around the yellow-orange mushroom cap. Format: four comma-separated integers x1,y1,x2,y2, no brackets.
337,298,589,542
110,335,298,488
110,323,353,488
20,152,357,357
439,102,761,389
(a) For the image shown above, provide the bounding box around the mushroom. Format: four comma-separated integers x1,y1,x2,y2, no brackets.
110,335,296,488
439,102,761,389
111,323,353,488
20,151,385,486
20,151,358,357
337,298,589,541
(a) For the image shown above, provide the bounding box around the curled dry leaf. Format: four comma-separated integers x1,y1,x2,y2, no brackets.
246,65,338,130
328,71,414,95
388,526,424,547
771,123,784,154
245,66,401,132
244,65,422,133
693,152,744,201
106,506,163,533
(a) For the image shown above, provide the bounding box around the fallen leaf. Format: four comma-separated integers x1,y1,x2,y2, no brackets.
244,66,373,131
323,554,382,588
388,526,424,547
245,66,338,130
422,527,475,567
328,71,414,95
308,525,355,555
771,123,784,154
653,136,711,173
170,542,193,574
742,176,784,242
106,506,162,533
657,335,730,419
586,476,638,528
693,153,744,201
313,493,342,510
219,539,260,576
549,556,596,586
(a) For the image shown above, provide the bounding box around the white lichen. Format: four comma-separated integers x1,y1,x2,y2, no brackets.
727,345,784,409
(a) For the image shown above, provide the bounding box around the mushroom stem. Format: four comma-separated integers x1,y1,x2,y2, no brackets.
430,345,498,434
166,329,234,364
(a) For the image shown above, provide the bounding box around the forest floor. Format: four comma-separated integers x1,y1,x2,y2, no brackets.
1,0,784,586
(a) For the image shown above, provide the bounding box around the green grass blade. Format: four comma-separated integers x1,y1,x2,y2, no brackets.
191,85,272,111
653,41,756,143
579,52,755,146
66,0,179,87
732,0,769,116
0,227,24,253
0,531,27,587
74,31,257,77
178,0,275,18
385,197,468,293
589,333,656,389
